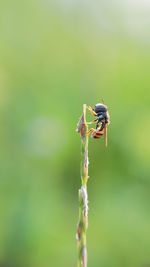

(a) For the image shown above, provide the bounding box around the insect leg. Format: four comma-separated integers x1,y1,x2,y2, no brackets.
87,119,97,125
87,128,96,136
104,125,107,147
86,106,97,116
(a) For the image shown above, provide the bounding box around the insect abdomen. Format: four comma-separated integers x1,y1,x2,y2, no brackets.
92,131,104,139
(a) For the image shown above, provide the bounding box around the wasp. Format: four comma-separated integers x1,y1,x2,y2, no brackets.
86,99,110,147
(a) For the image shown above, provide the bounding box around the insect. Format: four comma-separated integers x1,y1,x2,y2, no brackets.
86,99,110,147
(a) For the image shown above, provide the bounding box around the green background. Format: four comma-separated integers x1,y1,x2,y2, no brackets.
0,1,150,266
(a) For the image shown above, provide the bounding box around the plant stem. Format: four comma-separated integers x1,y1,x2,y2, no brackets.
76,104,89,267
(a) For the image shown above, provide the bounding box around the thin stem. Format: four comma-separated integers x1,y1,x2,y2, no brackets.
76,104,89,267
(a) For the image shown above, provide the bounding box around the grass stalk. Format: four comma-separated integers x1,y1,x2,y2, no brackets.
76,104,89,267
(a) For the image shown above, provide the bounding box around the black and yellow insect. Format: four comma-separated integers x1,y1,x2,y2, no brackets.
86,99,110,146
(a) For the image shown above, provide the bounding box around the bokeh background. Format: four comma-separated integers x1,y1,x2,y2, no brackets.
0,0,150,266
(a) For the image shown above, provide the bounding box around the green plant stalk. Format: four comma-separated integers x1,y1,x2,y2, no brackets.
76,104,89,267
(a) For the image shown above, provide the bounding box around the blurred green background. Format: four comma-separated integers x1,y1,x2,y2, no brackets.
0,0,150,266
